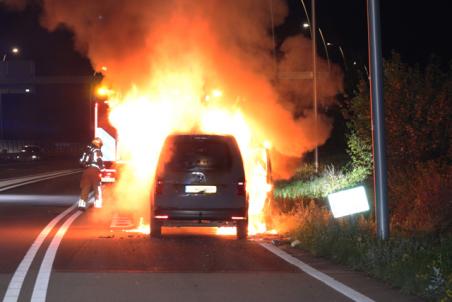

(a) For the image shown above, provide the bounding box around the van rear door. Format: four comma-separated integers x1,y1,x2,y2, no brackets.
155,135,245,210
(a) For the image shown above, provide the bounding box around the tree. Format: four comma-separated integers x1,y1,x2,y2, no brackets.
343,53,452,233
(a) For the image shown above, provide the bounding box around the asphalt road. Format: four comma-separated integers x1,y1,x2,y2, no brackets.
0,168,422,302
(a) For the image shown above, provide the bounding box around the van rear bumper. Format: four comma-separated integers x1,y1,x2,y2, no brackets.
153,208,247,221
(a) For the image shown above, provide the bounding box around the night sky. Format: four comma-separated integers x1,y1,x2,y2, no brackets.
0,0,451,142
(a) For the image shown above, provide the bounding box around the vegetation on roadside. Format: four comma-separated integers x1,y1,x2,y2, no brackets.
278,203,452,301
272,53,452,300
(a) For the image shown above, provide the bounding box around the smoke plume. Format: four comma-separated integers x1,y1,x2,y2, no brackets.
6,0,342,176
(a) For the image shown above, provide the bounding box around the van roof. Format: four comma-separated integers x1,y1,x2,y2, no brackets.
167,134,235,140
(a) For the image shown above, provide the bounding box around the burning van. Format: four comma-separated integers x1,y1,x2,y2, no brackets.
151,134,248,239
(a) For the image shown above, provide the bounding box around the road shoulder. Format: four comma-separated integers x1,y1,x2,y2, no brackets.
277,244,423,302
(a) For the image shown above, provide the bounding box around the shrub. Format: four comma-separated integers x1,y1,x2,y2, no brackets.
286,204,452,301
389,161,452,234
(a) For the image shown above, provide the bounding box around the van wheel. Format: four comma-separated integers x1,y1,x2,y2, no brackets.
236,220,248,240
150,219,162,237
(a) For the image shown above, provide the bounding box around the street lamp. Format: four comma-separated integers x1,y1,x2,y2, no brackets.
2,46,20,62
318,28,331,71
327,42,347,70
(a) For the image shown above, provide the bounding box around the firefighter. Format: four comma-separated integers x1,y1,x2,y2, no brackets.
78,137,104,210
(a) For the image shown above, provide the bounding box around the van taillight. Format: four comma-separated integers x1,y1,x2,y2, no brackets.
155,180,164,195
237,181,246,196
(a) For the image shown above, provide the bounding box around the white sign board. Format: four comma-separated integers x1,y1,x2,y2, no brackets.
328,186,370,218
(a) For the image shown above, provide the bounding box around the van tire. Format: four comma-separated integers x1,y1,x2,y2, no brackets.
150,218,162,237
236,220,248,240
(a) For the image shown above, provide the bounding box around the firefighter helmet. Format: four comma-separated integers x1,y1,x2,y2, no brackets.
92,137,103,148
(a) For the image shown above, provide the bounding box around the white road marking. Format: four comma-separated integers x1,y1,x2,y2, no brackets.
260,242,375,302
0,170,81,192
2,204,77,302
110,213,134,228
31,210,82,302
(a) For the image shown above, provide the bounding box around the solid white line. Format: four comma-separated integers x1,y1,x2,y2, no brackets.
0,169,80,188
260,242,375,302
31,210,82,302
2,204,77,302
0,170,80,192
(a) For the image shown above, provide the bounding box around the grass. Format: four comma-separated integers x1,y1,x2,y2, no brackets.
285,205,452,301
271,163,452,301
273,164,370,200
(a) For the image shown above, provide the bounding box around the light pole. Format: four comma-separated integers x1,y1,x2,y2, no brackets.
302,24,331,72
311,0,319,173
318,28,331,71
2,47,20,62
300,0,319,172
0,47,21,139
327,42,347,70
367,0,389,240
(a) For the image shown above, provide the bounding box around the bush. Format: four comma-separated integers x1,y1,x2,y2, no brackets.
389,161,452,234
287,204,452,301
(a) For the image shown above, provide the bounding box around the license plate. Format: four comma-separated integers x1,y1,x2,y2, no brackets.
185,185,217,194
102,177,115,183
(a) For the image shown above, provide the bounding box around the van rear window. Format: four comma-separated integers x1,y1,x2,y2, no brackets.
164,137,232,172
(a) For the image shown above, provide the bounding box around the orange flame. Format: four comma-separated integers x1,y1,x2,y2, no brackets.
106,69,275,235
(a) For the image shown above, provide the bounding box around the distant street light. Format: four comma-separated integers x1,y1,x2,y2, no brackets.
2,46,20,62
327,42,347,69
318,28,331,71
302,22,310,29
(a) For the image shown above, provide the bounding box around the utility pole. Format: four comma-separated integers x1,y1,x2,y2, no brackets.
367,0,389,240
311,0,318,173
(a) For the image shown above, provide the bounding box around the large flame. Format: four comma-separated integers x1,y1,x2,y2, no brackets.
106,68,275,234
25,0,342,235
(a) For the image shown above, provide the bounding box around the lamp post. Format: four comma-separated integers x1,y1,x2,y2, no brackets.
318,28,331,71
326,42,347,70
311,0,319,173
2,46,20,62
0,47,22,139
367,0,389,240
299,0,319,172
302,24,331,72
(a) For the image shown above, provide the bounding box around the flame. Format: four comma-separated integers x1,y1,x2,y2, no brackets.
124,217,150,235
106,69,275,235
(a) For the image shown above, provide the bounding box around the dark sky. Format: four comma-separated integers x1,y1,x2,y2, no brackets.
0,0,451,141
283,0,452,65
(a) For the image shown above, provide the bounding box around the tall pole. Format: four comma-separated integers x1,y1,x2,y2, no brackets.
367,0,389,240
318,28,331,71
311,0,318,173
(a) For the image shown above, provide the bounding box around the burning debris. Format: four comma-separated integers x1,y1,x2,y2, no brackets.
6,0,342,234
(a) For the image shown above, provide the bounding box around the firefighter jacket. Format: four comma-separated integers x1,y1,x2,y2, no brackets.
79,144,104,170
